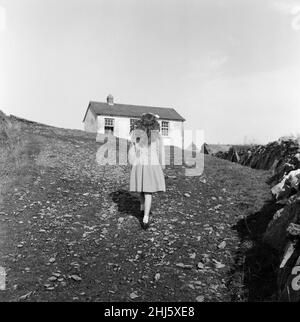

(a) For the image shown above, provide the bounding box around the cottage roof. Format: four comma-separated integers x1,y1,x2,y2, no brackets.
83,101,185,122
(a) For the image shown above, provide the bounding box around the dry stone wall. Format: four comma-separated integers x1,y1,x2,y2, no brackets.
212,137,300,301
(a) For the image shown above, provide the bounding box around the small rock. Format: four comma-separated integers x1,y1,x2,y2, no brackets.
19,291,33,300
70,275,82,282
193,281,202,286
186,283,195,290
118,217,125,224
218,241,226,249
52,272,61,277
189,253,196,259
196,295,205,302
213,259,226,269
154,273,160,282
130,292,139,299
176,263,193,269
197,262,205,269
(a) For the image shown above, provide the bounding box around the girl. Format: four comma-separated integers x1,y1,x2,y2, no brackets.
128,113,166,230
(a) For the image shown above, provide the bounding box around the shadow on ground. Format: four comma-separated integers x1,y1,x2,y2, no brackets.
228,199,283,301
110,189,144,226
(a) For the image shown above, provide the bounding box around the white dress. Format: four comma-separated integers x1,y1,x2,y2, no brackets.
128,132,166,193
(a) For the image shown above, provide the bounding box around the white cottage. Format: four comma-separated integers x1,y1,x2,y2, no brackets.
83,95,185,148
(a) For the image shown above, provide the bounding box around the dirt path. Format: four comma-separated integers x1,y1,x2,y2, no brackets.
0,131,273,302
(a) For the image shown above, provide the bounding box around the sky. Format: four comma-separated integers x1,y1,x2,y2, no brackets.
0,0,300,144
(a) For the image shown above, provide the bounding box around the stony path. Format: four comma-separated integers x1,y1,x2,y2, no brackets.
0,126,272,302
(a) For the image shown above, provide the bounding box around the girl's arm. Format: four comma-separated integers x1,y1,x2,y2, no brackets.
128,143,136,166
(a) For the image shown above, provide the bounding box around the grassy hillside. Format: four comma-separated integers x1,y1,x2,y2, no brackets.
0,113,278,302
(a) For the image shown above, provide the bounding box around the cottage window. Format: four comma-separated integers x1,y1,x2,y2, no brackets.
105,118,114,126
161,121,169,136
104,118,114,134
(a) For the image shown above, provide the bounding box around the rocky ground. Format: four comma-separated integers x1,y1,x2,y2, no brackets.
0,117,277,302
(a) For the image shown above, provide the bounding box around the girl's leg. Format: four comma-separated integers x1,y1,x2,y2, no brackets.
143,193,152,224
139,192,145,211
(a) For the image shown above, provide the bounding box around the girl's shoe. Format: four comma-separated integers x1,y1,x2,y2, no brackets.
141,221,150,230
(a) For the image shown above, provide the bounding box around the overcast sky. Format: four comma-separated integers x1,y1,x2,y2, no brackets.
0,0,300,144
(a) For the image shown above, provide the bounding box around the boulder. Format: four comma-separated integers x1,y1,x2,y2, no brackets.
201,143,210,155
271,169,300,200
226,146,240,163
268,162,296,187
271,175,290,200
263,192,300,253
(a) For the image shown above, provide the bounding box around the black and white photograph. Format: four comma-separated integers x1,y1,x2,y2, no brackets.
0,0,300,306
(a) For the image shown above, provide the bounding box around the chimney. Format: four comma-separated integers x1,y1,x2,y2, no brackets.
107,94,114,106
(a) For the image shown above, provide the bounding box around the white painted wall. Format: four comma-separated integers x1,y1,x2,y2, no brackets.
97,115,131,140
159,120,184,148
84,108,97,132
95,114,184,148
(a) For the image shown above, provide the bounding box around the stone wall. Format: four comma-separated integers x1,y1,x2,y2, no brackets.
213,137,300,301
259,139,300,301
213,138,300,171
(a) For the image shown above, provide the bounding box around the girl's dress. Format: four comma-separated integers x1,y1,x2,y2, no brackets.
129,132,166,193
